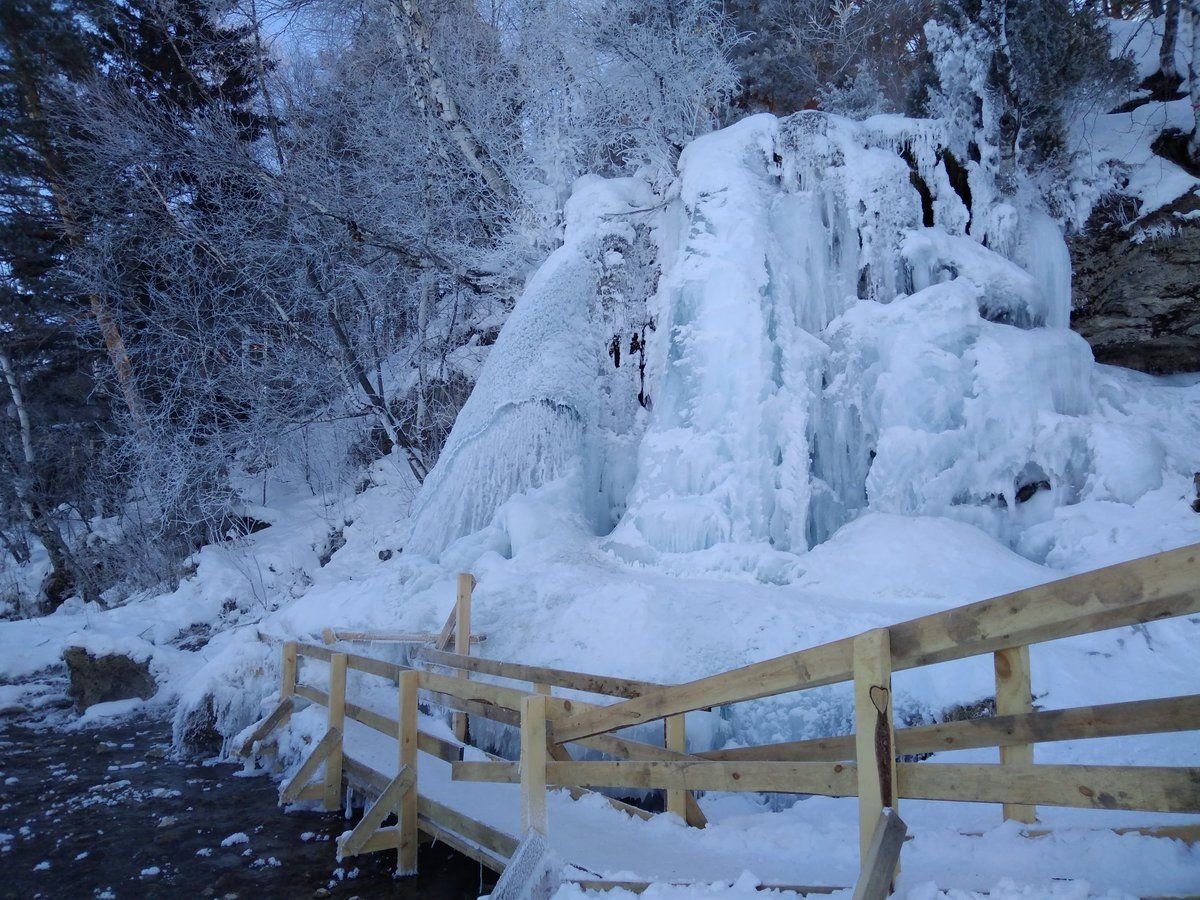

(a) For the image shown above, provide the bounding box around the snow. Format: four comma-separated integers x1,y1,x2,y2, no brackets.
2,25,1200,900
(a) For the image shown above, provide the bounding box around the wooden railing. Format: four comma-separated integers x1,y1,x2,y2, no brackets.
242,543,1200,893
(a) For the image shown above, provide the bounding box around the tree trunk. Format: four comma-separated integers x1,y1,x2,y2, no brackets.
2,29,146,431
387,0,513,203
1147,0,1184,97
0,348,97,610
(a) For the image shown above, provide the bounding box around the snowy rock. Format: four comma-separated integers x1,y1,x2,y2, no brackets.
1069,203,1200,374
62,646,156,713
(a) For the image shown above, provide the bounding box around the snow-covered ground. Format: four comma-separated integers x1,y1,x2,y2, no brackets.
4,16,1200,898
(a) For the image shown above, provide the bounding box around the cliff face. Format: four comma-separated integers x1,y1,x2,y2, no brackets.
1069,193,1200,375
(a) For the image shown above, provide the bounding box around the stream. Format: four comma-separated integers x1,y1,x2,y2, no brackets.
0,713,498,899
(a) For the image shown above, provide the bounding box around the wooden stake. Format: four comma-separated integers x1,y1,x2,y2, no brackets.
281,641,298,699
324,653,347,812
453,573,473,742
520,693,549,835
994,645,1036,824
854,629,897,867
852,809,907,900
398,670,419,875
665,715,687,819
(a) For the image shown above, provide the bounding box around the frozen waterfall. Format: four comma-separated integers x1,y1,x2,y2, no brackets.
406,111,1173,575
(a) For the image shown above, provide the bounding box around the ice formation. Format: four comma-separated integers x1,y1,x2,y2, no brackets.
407,110,1192,574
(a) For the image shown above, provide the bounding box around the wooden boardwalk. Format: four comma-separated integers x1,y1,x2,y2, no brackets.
238,548,1200,897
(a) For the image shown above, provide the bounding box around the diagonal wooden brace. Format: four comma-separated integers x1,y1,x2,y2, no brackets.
337,765,416,859
238,696,296,757
280,727,342,805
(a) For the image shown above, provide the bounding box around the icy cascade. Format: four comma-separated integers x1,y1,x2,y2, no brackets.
406,177,656,557
409,110,1173,571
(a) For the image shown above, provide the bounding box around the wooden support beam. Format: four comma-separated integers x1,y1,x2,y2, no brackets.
566,881,844,895
896,763,1200,812
699,694,1200,763
854,629,897,866
398,670,419,875
521,693,549,834
323,629,485,645
280,727,342,804
238,696,295,757
417,647,659,699
454,760,860,795
453,573,473,743
418,795,520,860
336,766,416,859
421,687,520,727
665,715,687,820
281,642,298,699
852,809,907,900
324,653,347,812
994,645,1036,823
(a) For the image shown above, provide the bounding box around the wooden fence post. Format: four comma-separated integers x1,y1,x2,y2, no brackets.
398,669,419,874
854,628,897,867
665,714,687,819
324,652,347,812
994,644,1036,824
453,573,474,742
281,641,298,700
520,693,549,835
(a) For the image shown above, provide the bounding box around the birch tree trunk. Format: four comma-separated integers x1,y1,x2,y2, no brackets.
387,0,513,203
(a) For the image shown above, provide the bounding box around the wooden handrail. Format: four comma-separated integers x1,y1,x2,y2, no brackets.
417,646,661,699
698,694,1200,762
553,543,1200,743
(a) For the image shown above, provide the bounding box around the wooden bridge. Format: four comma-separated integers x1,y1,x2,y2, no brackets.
238,545,1200,897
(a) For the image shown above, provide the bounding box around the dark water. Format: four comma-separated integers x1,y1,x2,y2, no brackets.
0,716,498,899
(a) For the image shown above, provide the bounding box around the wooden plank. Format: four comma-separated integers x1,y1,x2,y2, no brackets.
521,693,549,834
418,794,520,859
994,645,1036,823
566,881,844,895
325,629,485,644
238,696,295,757
417,814,509,873
896,763,1200,812
454,760,860,795
324,653,347,812
854,629,897,863
295,642,333,662
281,642,298,699
420,669,530,711
453,573,473,743
398,670,419,875
357,827,403,855
418,647,659,699
337,766,415,858
701,694,1200,763
665,715,687,820
422,687,521,727
553,637,856,744
343,651,405,681
292,682,458,761
343,754,392,795
435,601,458,651
852,809,906,900
280,727,342,804
294,783,325,803
888,543,1200,670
